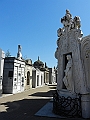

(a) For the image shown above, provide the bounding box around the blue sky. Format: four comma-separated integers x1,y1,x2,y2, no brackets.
0,0,90,67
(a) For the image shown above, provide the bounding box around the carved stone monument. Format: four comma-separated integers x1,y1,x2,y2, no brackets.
17,45,22,59
54,10,90,118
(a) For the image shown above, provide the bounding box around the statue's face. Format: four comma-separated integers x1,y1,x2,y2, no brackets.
67,55,71,60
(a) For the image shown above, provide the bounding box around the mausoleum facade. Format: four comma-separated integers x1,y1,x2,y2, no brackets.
3,45,25,94
55,10,90,118
0,48,5,96
3,57,25,94
24,59,32,90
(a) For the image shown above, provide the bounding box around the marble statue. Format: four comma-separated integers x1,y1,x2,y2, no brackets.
73,16,81,29
17,45,22,59
61,9,73,31
63,55,73,91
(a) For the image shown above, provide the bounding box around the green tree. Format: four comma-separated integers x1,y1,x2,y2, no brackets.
5,49,11,57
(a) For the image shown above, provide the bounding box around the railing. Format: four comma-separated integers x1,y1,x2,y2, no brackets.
53,90,82,118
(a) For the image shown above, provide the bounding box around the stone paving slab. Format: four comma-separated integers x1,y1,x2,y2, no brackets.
0,84,87,120
35,101,66,118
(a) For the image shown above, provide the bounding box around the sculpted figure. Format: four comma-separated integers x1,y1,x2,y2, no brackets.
63,55,73,91
17,45,22,59
55,47,59,59
61,10,73,31
57,28,62,37
65,9,72,21
57,28,65,37
73,16,81,29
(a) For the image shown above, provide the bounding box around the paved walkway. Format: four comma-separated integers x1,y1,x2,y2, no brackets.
0,85,86,120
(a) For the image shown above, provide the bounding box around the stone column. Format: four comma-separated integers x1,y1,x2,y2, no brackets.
81,94,90,118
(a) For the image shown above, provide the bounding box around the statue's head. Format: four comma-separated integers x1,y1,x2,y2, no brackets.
66,55,71,60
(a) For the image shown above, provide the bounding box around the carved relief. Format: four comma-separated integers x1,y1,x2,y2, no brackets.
81,37,90,91
55,10,87,94
73,16,81,29
55,10,82,60
61,9,81,32
57,28,65,37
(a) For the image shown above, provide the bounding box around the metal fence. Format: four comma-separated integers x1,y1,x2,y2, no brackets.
53,90,82,118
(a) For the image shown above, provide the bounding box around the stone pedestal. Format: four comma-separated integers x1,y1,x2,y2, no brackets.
58,89,77,98
53,89,82,117
81,94,90,118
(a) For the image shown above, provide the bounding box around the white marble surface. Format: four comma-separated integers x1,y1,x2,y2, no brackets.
55,10,90,118
35,101,65,118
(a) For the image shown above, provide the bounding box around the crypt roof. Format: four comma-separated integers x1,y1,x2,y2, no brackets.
33,56,49,72
33,56,44,68
25,59,32,66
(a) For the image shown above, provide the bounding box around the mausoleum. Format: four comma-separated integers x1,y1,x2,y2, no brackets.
24,59,32,90
0,48,5,96
32,67,44,88
49,67,56,84
54,10,90,118
33,57,49,85
3,45,25,94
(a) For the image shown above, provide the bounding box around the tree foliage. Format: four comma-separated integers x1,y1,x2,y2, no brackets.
5,49,11,57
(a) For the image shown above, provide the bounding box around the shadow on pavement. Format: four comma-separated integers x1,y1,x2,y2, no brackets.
29,89,55,97
0,88,59,120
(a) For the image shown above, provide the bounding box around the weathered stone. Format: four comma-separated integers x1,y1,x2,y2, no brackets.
55,10,90,118
0,48,5,97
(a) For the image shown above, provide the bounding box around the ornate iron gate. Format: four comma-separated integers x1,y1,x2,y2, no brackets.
53,91,82,118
